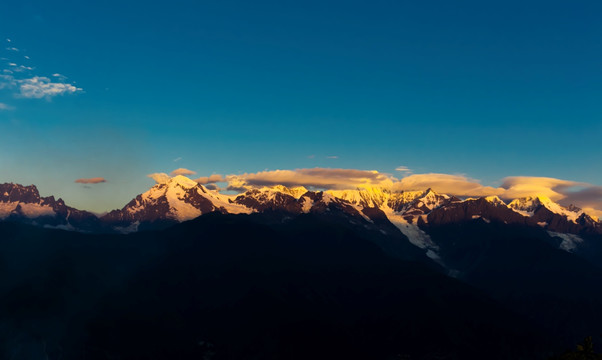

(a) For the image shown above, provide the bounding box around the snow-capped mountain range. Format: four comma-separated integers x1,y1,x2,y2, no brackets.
0,183,100,231
1,175,600,256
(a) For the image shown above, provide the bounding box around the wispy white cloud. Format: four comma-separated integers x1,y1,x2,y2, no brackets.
51,73,68,81
0,102,14,110
2,73,79,100
17,76,82,99
1,40,82,99
326,155,338,159
173,157,182,162
12,65,33,73
0,74,16,89
147,173,171,184
395,166,412,174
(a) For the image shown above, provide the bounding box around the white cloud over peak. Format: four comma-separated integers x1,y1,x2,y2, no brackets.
147,173,171,184
391,173,504,197
226,168,394,191
499,177,584,201
170,168,196,176
147,171,224,186
195,174,224,184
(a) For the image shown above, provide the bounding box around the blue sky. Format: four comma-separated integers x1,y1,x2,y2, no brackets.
1,0,601,212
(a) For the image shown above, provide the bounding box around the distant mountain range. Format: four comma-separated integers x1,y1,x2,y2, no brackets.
0,182,101,231
2,175,600,259
3,176,602,358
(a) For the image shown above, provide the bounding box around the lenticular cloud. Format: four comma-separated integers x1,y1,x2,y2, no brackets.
75,177,107,184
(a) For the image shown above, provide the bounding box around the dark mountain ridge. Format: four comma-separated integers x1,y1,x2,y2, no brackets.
0,214,553,360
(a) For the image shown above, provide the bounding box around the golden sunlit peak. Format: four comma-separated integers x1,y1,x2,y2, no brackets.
534,195,553,203
159,175,198,189
262,185,308,199
355,185,390,194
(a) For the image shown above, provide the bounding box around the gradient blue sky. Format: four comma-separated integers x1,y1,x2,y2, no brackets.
1,0,601,212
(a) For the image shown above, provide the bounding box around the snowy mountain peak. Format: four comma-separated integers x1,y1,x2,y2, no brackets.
508,195,583,222
422,187,436,195
267,185,308,199
356,185,390,195
566,204,582,213
102,176,252,230
167,175,200,190
0,183,50,220
415,188,449,207
508,196,545,214
327,186,390,208
484,195,506,206
509,195,557,207
0,182,98,230
0,183,42,203
387,191,424,210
